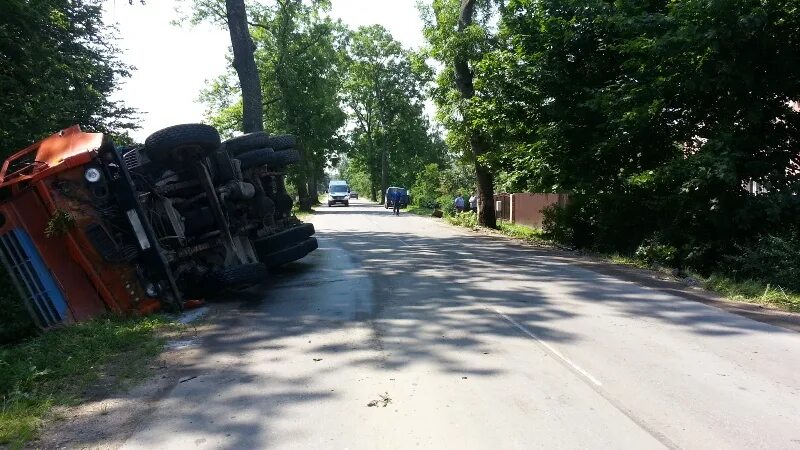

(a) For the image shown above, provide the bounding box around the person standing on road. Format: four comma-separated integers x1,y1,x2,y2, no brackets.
454,194,465,213
391,189,401,216
469,193,478,213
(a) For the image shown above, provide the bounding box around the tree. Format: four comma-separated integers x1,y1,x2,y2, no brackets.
343,26,441,203
471,0,800,276
253,0,348,209
226,0,263,132
178,0,263,132
421,0,499,227
0,0,136,155
201,0,348,209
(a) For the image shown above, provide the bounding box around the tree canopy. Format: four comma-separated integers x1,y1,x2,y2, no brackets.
0,0,136,155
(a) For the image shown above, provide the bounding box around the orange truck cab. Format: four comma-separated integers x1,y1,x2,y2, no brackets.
0,126,180,328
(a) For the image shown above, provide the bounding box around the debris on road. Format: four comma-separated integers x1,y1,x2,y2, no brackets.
367,392,392,408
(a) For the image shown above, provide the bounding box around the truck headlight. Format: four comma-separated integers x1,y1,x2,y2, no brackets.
145,283,159,297
84,167,102,183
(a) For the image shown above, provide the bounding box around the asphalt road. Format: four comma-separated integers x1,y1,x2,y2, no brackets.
122,200,800,449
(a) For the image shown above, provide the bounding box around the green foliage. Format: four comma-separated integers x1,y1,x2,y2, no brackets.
0,316,176,448
406,204,434,217
339,158,372,199
445,210,478,229
412,160,475,214
0,0,137,157
343,25,445,202
724,233,800,292
702,275,800,313
460,0,800,287
44,210,75,238
635,237,678,268
498,222,547,243
411,163,441,208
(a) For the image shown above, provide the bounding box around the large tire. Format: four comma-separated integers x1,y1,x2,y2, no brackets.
224,132,271,156
263,135,296,151
261,237,317,268
203,263,268,291
238,148,300,170
254,223,315,255
145,124,220,163
271,148,301,167
236,148,274,170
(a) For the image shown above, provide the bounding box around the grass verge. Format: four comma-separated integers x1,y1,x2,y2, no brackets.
406,204,434,216
700,275,800,312
605,253,800,312
0,315,179,449
498,221,548,244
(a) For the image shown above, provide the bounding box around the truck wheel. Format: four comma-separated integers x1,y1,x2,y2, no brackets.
253,223,315,255
236,147,274,170
273,148,301,166
345,201,349,207
260,237,318,268
237,148,301,170
204,263,268,290
145,124,220,163
263,135,296,151
224,132,271,156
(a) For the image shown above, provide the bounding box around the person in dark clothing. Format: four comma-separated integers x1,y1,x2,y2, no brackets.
391,189,401,216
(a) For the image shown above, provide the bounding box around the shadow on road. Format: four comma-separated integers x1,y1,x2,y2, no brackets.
67,213,795,448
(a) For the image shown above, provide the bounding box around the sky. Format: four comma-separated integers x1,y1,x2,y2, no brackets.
104,0,427,141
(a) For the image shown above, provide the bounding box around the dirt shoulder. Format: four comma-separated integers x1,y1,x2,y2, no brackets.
27,314,215,450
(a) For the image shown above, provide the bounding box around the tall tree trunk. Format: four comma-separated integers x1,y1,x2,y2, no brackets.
380,137,388,205
307,173,317,205
369,174,377,202
454,0,496,228
293,140,312,210
225,0,263,133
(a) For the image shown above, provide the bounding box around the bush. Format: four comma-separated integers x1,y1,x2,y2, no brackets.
446,210,478,228
542,204,574,245
724,232,800,292
634,234,678,267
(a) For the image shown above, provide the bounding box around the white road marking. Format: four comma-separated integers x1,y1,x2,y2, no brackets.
491,307,603,387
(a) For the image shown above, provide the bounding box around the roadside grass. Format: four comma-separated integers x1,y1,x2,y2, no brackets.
497,221,548,244
406,204,434,217
604,253,800,312
606,253,658,271
701,275,800,312
0,315,179,449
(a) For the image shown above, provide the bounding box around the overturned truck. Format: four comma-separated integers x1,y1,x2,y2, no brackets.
0,124,317,328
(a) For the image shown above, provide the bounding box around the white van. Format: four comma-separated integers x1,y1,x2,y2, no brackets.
327,180,350,207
